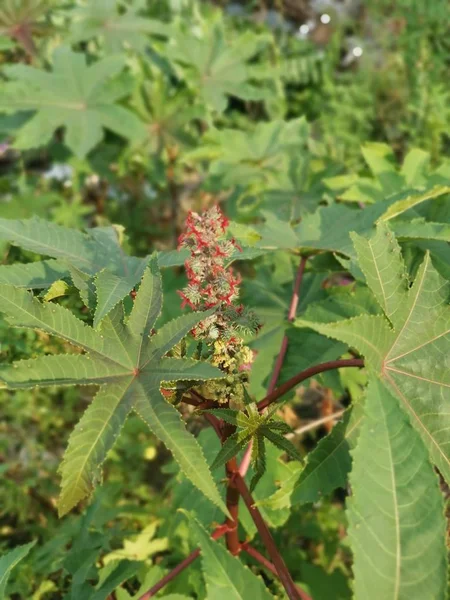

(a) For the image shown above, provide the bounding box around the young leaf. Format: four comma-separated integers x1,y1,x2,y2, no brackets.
203,408,239,426
188,513,273,600
0,47,144,157
211,432,252,470
348,377,447,600
296,227,450,484
0,264,228,517
262,428,303,463
0,541,36,598
249,433,266,491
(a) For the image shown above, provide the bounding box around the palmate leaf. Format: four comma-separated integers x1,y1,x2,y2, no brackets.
190,118,309,193
0,217,149,325
209,402,301,490
348,377,447,599
169,23,269,112
132,77,202,154
188,513,273,600
69,0,169,54
0,257,228,517
297,224,450,484
0,46,144,157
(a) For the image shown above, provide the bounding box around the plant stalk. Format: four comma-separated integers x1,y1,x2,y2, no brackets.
232,471,302,600
266,255,308,394
257,358,365,412
242,544,312,600
225,456,241,554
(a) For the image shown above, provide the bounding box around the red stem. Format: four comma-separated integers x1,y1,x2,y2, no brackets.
257,358,365,412
225,457,241,554
233,471,302,600
204,411,223,438
242,544,312,600
138,525,229,599
266,256,308,395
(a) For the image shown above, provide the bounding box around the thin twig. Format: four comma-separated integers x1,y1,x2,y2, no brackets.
232,471,302,600
257,359,365,412
138,524,229,599
285,409,345,439
242,544,312,600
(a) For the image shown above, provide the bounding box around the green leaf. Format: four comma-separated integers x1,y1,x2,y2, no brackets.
169,24,269,112
378,185,450,222
351,224,408,326
0,217,152,321
361,142,398,177
262,428,303,463
0,47,144,157
0,264,227,517
254,211,300,250
188,513,273,599
400,148,430,186
294,200,394,258
211,432,252,470
58,380,135,515
193,118,309,196
295,187,450,259
42,279,70,302
392,218,450,242
301,286,381,324
0,216,95,269
297,228,450,484
261,404,363,510
0,541,36,598
348,377,447,600
93,264,147,328
0,259,68,289
126,255,162,341
249,433,266,491
70,0,169,53
203,408,240,426
91,560,140,600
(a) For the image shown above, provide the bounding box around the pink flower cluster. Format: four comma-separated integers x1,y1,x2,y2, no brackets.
177,206,243,317
177,206,261,404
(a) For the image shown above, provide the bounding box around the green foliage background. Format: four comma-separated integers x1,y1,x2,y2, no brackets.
0,0,449,598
